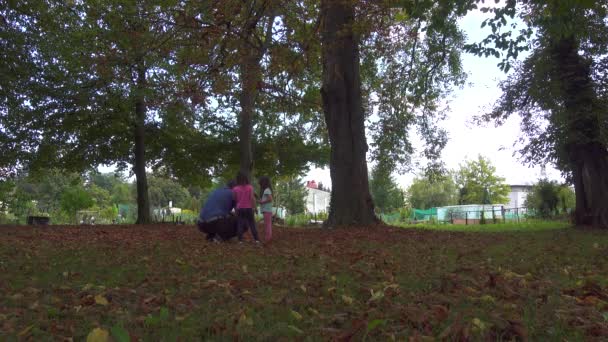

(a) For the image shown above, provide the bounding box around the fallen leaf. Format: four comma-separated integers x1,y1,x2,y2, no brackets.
342,295,354,305
472,317,486,332
86,327,110,342
17,324,34,337
110,324,130,342
368,289,384,302
308,307,319,315
291,310,303,320
238,312,253,326
287,325,304,334
95,294,109,306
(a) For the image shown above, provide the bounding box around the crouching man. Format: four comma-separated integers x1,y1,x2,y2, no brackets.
197,180,242,242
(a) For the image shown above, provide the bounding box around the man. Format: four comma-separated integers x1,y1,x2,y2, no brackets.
197,180,242,242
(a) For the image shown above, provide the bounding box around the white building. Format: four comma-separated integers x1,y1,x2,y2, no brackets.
305,180,330,214
507,185,533,209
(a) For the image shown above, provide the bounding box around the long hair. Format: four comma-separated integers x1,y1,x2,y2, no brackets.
236,171,249,186
258,176,272,198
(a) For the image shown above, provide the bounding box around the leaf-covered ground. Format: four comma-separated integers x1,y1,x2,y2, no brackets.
1,224,608,341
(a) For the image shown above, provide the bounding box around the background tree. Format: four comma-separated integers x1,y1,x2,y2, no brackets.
146,174,192,209
369,166,405,213
407,174,458,209
0,0,224,224
455,155,510,205
525,179,575,218
467,0,608,227
274,176,308,216
157,0,329,186
60,186,94,223
318,0,475,226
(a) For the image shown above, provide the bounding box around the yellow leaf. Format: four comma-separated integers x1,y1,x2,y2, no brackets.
327,287,336,293
238,312,253,326
383,283,399,291
291,310,303,320
242,265,248,272
175,258,185,265
472,318,486,331
480,295,495,303
307,307,319,315
368,289,384,302
287,325,304,334
300,285,307,292
86,327,110,342
342,295,353,305
331,275,337,282
18,324,35,337
94,294,109,306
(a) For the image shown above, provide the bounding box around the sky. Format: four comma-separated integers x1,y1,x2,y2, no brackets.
306,8,564,189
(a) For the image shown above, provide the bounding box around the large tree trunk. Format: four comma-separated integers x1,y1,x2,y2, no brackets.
552,38,608,228
320,0,378,227
133,65,151,224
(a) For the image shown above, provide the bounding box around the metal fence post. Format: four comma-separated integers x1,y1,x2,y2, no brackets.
465,211,468,225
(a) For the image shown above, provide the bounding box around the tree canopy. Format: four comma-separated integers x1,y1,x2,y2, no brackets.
467,0,608,227
455,155,510,205
407,174,458,209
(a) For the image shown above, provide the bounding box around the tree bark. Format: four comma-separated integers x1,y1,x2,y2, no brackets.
133,64,151,224
552,38,608,228
320,0,378,227
237,13,274,181
238,52,260,181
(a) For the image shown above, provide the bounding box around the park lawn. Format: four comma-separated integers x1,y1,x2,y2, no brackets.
1,225,607,341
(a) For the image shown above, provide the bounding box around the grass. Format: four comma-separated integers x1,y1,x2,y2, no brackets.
1,223,607,340
396,219,573,232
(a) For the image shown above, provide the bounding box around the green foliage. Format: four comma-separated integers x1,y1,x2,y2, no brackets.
87,184,112,210
100,205,119,223
369,166,404,213
455,155,510,205
407,174,458,209
361,0,470,173
274,177,307,215
60,186,94,222
147,175,192,209
525,179,575,218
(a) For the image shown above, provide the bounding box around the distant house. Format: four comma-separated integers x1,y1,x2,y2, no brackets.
305,180,330,214
507,185,533,209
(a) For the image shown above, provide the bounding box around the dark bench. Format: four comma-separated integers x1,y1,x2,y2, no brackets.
27,216,50,226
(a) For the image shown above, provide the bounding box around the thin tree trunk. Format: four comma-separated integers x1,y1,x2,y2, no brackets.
134,64,151,224
320,0,378,227
552,38,608,228
238,13,275,181
239,52,259,181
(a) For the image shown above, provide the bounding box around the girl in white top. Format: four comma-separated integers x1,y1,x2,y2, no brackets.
258,176,273,243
